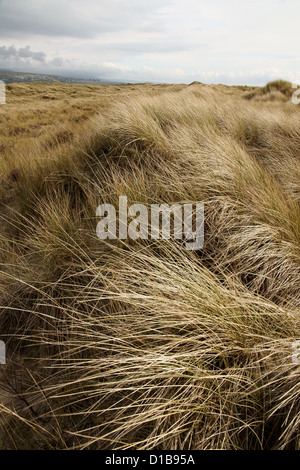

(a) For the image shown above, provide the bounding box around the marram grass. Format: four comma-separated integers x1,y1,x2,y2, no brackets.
0,81,299,449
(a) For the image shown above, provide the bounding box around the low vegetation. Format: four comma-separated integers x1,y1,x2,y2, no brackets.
0,80,299,449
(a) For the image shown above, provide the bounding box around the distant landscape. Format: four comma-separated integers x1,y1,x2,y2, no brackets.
0,70,125,85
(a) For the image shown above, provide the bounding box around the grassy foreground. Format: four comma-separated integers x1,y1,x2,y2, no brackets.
0,80,299,449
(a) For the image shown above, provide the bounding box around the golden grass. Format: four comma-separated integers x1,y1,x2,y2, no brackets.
0,80,299,449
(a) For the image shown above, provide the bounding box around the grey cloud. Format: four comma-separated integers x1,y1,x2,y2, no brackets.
19,46,46,61
0,0,166,39
0,45,46,62
49,57,65,67
0,45,18,58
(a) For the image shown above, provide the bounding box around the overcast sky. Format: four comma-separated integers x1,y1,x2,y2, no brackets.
0,0,299,84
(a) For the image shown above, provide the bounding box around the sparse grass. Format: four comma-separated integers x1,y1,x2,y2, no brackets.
0,81,300,449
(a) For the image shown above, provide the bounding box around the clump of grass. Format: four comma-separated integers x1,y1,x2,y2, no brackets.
1,242,299,449
244,80,294,101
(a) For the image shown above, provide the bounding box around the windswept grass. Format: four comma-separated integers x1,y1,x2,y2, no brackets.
0,81,299,449
243,80,294,102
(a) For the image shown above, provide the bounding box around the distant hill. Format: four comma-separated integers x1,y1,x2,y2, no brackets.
0,70,123,85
